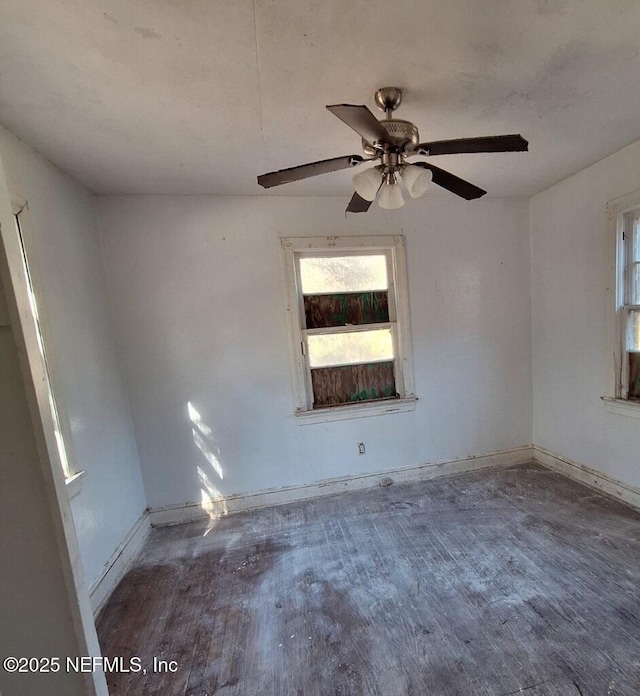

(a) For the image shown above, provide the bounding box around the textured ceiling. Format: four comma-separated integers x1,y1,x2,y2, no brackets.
2,0,640,198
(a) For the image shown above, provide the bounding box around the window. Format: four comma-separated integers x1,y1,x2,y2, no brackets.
621,208,640,400
605,191,640,416
281,236,416,423
617,206,640,400
11,197,84,492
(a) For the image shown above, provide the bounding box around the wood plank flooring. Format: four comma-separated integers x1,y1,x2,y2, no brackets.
97,463,640,695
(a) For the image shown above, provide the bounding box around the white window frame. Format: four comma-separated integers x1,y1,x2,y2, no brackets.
603,190,640,418
281,235,416,424
10,194,85,494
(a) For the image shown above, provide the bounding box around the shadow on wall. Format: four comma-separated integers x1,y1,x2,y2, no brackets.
188,401,227,532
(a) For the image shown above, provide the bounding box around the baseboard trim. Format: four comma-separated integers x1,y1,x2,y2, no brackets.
533,445,640,512
149,445,534,527
89,510,151,617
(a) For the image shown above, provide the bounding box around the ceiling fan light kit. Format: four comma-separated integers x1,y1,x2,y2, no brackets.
377,173,405,210
352,161,432,208
352,165,382,201
401,164,433,199
257,87,528,214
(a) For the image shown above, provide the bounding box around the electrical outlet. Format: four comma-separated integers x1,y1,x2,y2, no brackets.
358,442,366,455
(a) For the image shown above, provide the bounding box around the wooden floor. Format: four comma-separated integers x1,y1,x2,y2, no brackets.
97,463,640,695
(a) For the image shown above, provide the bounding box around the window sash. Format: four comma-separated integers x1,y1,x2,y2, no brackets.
303,322,399,406
619,211,640,398
296,250,397,327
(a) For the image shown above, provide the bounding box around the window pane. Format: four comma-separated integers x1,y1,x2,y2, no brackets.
300,255,388,294
308,329,393,368
311,361,396,407
629,353,640,400
631,263,640,305
304,291,389,328
627,310,640,351
633,220,640,263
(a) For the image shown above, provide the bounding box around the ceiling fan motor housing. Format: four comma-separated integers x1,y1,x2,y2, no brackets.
362,119,420,156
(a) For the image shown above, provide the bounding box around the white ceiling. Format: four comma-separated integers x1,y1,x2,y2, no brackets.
2,0,640,198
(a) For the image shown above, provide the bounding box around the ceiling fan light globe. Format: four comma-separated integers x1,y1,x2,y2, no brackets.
352,167,382,201
378,183,405,210
402,164,433,199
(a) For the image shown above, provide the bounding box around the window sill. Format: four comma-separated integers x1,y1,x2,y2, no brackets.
601,396,640,419
65,470,86,499
295,396,417,425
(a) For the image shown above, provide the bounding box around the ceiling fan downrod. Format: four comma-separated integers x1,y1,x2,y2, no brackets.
374,86,403,119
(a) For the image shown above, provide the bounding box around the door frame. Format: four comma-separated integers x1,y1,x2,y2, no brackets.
0,190,108,695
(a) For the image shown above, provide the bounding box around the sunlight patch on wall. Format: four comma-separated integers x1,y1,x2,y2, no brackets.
198,465,228,519
192,428,224,480
189,400,228,534
188,401,224,480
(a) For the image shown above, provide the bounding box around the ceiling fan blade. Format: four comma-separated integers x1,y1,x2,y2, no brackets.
326,104,389,145
257,154,364,188
345,192,372,213
417,134,528,156
414,162,486,200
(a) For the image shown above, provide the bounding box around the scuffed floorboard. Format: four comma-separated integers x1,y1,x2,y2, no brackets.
97,463,640,695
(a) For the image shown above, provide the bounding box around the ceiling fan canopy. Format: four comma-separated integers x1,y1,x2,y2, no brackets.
257,87,528,213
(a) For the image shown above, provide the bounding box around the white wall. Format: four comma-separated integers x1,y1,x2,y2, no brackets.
530,139,640,489
0,126,146,588
97,194,532,511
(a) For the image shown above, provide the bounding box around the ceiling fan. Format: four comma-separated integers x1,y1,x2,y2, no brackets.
257,87,528,213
